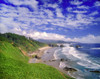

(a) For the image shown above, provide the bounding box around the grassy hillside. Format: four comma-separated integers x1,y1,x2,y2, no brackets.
0,33,47,53
0,33,74,79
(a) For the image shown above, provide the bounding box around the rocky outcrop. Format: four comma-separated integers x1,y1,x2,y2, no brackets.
60,58,64,61
63,67,77,71
60,58,68,61
75,45,81,48
90,70,100,73
34,55,41,59
60,44,64,47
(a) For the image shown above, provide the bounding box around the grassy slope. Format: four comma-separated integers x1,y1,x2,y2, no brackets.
0,33,47,53
0,33,74,79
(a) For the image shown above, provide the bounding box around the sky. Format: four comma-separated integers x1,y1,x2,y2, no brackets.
0,0,100,43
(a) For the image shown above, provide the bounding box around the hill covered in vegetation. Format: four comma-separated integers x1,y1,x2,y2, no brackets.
0,33,74,79
0,33,47,53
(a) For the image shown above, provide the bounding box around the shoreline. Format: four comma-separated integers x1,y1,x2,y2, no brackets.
28,46,52,63
29,47,75,78
41,47,75,78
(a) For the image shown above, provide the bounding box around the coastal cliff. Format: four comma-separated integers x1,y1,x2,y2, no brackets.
0,33,74,79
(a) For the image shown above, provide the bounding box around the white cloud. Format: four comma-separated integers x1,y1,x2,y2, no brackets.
0,3,96,33
67,6,88,13
1,23,100,43
59,0,62,3
89,11,99,16
5,0,38,10
0,0,99,40
0,0,99,44
77,5,89,9
63,35,100,43
0,0,97,32
44,9,54,18
72,10,87,13
44,13,94,29
70,0,83,5
47,3,58,8
56,8,64,17
36,25,54,31
0,22,22,34
94,1,100,6
76,13,93,22
0,24,8,33
27,32,100,43
26,31,66,40
67,7,73,12
70,35,100,43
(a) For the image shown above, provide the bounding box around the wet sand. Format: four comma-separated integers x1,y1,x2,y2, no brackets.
29,47,75,78
41,47,73,77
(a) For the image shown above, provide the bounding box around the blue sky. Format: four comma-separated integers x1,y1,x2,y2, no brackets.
0,0,100,43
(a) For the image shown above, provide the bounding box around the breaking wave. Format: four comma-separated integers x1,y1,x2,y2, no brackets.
54,44,100,69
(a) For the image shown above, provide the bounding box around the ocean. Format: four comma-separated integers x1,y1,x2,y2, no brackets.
54,43,100,79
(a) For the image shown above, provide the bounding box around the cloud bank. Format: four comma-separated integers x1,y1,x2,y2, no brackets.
0,0,100,43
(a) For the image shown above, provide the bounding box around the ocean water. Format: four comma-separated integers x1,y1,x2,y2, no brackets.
54,43,100,79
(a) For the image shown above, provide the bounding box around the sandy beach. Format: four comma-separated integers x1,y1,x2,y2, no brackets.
29,46,51,63
29,47,74,78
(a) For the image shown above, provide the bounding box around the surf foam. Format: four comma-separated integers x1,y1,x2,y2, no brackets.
54,44,100,69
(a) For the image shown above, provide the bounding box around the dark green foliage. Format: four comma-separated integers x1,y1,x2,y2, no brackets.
0,33,47,53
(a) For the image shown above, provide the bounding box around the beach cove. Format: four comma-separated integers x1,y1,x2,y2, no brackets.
29,46,76,79
29,43,100,79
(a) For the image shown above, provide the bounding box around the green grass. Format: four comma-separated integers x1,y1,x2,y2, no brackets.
0,33,74,79
0,41,74,79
